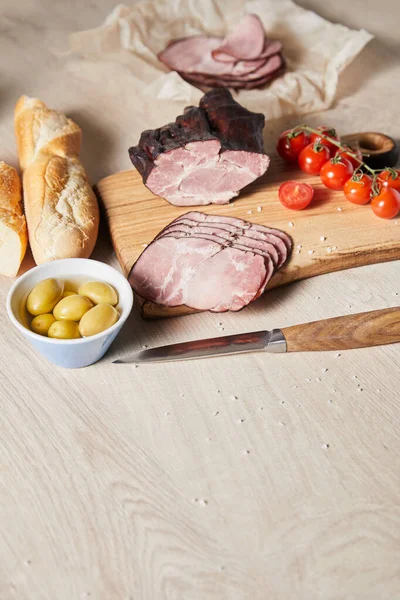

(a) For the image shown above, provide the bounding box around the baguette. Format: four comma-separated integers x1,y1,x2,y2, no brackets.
0,162,28,276
22,154,99,264
15,95,99,264
15,95,82,171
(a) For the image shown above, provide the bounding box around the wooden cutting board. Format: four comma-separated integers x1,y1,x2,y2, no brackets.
95,152,400,318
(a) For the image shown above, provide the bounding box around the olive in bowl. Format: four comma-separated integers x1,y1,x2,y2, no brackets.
7,259,133,368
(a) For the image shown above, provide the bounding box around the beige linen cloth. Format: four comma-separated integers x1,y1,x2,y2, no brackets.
67,0,372,120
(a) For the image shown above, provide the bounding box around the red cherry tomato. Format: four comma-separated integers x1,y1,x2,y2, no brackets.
371,188,400,219
276,129,310,162
310,126,339,155
320,157,354,190
278,181,314,210
377,169,400,191
335,145,363,169
343,174,373,205
298,143,330,175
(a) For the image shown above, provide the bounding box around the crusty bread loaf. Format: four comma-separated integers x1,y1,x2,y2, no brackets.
23,154,99,263
15,95,82,171
0,162,28,276
15,95,99,264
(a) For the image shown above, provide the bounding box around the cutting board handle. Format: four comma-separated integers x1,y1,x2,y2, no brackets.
282,307,400,352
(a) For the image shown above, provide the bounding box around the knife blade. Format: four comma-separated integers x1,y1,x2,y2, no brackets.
112,307,400,364
113,329,286,364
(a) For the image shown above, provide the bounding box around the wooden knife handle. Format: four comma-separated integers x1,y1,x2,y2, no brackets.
282,307,400,352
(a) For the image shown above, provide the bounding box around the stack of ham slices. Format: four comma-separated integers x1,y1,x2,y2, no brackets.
129,89,270,206
129,212,292,312
158,14,284,91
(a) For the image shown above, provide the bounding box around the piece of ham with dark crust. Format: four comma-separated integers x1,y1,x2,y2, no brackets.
129,89,270,206
128,212,292,312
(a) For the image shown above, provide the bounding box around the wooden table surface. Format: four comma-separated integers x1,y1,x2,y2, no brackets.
1,1,399,599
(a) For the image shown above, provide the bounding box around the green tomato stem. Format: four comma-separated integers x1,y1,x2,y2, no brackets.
293,124,385,182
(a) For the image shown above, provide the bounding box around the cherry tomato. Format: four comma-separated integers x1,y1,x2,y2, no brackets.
279,181,314,210
310,126,339,155
371,188,400,219
377,169,400,191
335,145,363,169
343,174,372,205
320,157,354,190
276,129,310,162
298,143,330,175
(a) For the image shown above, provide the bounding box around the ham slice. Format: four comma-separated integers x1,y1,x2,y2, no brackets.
129,212,292,312
211,14,265,62
212,39,283,64
218,54,282,81
159,217,287,267
158,37,267,77
177,211,292,253
179,54,283,90
130,235,269,312
179,66,284,90
129,89,270,206
159,222,280,267
157,14,285,91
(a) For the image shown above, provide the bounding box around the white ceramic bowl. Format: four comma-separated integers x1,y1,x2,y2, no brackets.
7,258,133,369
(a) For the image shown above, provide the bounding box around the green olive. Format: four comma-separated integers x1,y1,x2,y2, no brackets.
26,278,64,316
53,295,93,321
79,304,119,337
30,313,56,336
79,281,118,306
48,320,81,339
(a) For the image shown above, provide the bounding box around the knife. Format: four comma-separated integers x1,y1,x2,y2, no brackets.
113,307,400,364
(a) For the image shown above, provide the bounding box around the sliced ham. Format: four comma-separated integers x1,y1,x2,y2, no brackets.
128,212,292,312
160,226,278,268
211,14,265,62
177,211,292,253
157,14,285,91
185,246,270,311
129,235,270,312
179,59,284,90
212,39,283,64
178,57,284,91
158,36,267,77
159,217,287,267
158,221,281,266
129,89,270,206
218,54,282,81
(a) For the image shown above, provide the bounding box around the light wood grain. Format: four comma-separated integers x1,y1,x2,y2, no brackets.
1,1,400,600
283,307,400,351
96,149,400,318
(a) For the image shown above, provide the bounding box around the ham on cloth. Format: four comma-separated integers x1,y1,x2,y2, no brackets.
129,212,292,312
129,89,270,206
157,13,284,91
